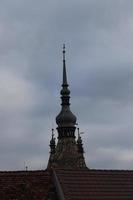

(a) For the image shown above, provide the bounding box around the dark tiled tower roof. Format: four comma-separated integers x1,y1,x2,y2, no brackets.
48,45,86,169
56,44,77,137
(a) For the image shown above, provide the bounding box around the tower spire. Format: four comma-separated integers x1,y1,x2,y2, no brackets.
47,46,87,169
56,45,77,138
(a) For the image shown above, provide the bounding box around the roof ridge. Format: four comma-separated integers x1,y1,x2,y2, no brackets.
0,169,48,173
54,168,133,172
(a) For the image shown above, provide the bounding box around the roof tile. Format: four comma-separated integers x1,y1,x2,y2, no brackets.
55,169,133,200
0,170,50,200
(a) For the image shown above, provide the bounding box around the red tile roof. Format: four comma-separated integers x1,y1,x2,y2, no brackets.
1,168,133,199
55,169,133,200
0,170,51,200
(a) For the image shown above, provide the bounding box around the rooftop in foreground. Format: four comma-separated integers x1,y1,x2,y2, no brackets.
1,168,133,199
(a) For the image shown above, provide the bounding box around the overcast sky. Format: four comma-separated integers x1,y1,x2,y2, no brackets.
0,0,133,170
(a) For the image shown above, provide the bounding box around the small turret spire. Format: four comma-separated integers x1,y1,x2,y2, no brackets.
77,128,84,154
49,128,56,154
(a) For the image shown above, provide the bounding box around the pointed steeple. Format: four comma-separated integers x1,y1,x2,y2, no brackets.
60,44,70,101
62,44,68,86
56,45,77,138
47,46,87,169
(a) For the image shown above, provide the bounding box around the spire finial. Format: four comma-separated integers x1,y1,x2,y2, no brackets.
63,44,66,61
62,44,68,85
